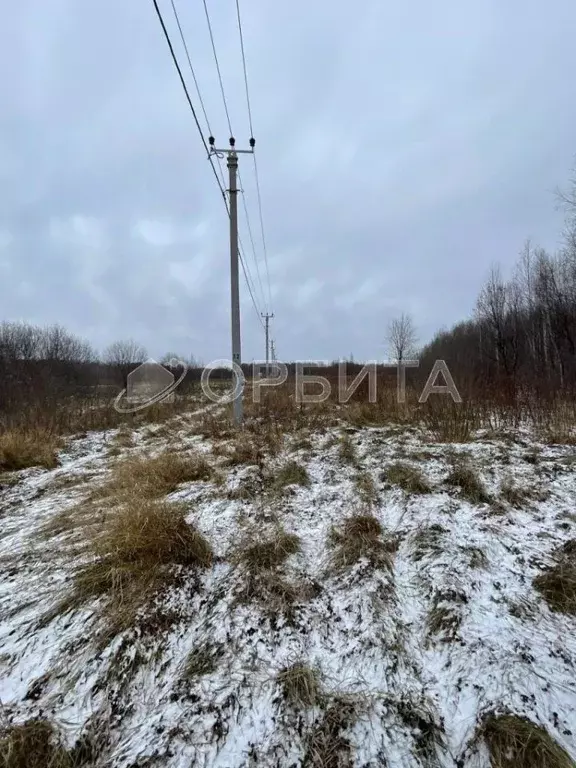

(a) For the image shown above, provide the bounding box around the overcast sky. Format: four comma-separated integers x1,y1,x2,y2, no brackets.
1,0,576,364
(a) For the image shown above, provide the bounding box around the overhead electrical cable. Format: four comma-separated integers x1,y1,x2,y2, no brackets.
152,0,265,327
200,0,268,314
234,0,273,310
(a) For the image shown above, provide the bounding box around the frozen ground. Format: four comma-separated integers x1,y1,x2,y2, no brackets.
1,415,576,766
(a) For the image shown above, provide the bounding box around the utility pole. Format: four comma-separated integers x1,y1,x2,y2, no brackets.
261,312,274,376
208,135,255,426
270,339,276,363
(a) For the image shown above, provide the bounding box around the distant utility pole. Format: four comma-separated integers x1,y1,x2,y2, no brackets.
261,312,274,375
270,339,276,364
209,136,255,426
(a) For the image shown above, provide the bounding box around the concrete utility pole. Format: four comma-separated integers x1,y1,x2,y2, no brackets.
270,339,276,363
208,135,255,426
261,312,274,376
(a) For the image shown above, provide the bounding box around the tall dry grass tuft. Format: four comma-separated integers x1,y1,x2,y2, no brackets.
445,461,490,504
329,514,397,571
304,696,359,767
0,719,77,768
233,529,314,615
56,497,213,637
479,713,574,768
97,451,213,501
277,662,322,708
273,460,311,490
384,462,431,494
238,530,300,572
0,429,61,471
534,539,576,615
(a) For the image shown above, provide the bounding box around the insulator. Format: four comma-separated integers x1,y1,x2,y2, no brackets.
229,137,236,147
249,137,255,148
208,136,215,146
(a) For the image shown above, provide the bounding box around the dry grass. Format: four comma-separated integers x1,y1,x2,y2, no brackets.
182,642,224,679
479,712,574,768
396,694,445,764
111,426,134,448
222,439,263,466
420,399,479,442
500,477,532,508
233,529,319,617
445,461,490,504
237,570,320,619
0,429,60,472
97,451,213,501
534,539,576,615
57,499,213,635
0,472,21,488
463,545,488,569
427,588,466,642
273,460,310,490
238,530,300,572
277,662,322,708
329,514,397,571
354,471,378,505
0,719,77,768
338,434,358,466
383,461,431,494
304,696,359,767
411,524,446,561
49,472,98,492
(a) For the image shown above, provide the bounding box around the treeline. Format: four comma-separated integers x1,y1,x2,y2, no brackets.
0,321,201,432
421,173,576,402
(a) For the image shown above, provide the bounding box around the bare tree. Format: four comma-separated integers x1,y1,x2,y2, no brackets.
160,352,186,367
40,324,95,363
387,313,418,362
104,339,148,386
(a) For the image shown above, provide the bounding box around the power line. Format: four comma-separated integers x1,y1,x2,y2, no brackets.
151,0,226,205
240,187,268,313
234,0,273,310
200,0,268,314
239,238,266,329
152,0,264,328
253,153,273,309
168,0,227,191
234,0,254,138
201,0,233,135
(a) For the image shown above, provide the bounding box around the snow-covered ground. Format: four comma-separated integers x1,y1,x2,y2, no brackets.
1,415,576,766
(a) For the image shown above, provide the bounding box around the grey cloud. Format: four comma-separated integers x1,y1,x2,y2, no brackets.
1,0,575,363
